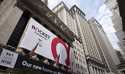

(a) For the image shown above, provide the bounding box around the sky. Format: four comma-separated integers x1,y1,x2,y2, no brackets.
79,0,105,19
96,4,120,49
48,0,120,49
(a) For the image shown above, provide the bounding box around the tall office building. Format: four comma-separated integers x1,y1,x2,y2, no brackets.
70,6,109,74
104,0,125,73
53,2,89,74
88,18,120,74
105,0,125,59
52,2,117,74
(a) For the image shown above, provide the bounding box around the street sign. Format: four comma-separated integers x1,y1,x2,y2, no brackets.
0,49,18,68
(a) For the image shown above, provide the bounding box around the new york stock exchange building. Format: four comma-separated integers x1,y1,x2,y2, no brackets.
0,0,77,74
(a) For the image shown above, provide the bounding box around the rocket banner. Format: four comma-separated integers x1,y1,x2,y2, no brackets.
18,18,70,66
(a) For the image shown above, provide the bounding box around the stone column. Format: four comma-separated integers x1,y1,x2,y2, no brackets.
93,67,96,74
89,66,94,74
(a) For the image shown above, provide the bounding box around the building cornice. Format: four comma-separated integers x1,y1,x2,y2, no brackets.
16,0,76,46
69,5,85,17
86,55,107,69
